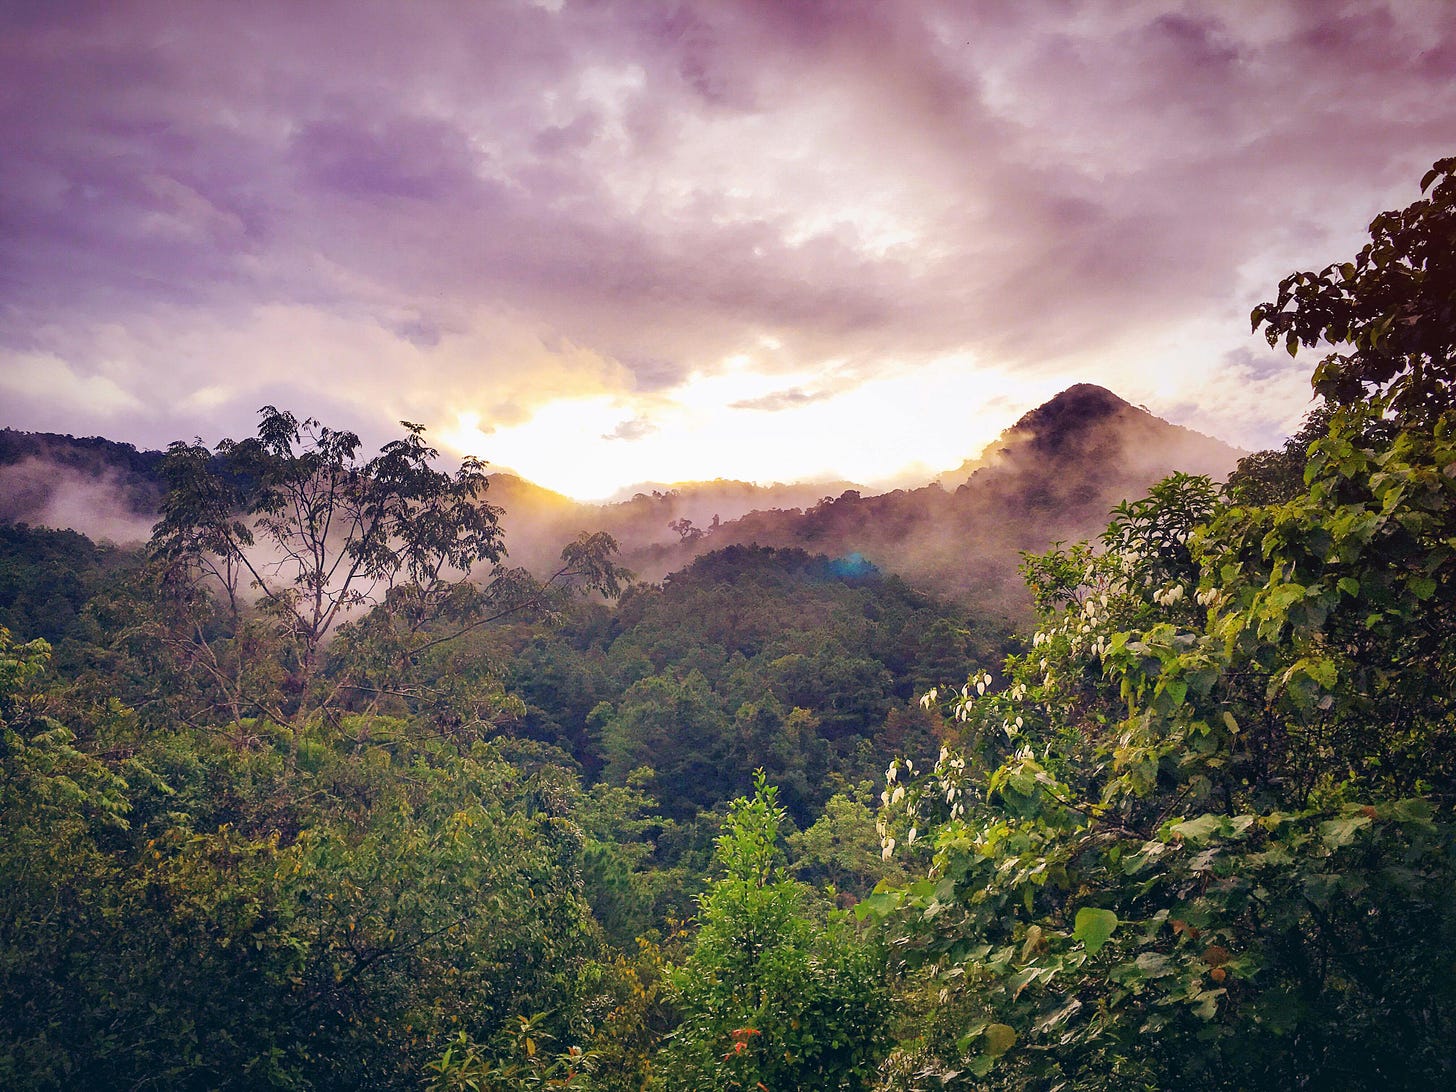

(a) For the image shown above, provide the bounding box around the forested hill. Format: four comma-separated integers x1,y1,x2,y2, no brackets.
632,385,1242,614
505,543,1010,825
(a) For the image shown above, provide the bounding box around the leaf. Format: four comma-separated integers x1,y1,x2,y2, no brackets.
1388,798,1434,823
1170,814,1220,844
853,891,899,921
983,1023,1017,1058
1009,966,1039,1000
1135,951,1173,977
1409,574,1437,600
1020,924,1044,962
1073,907,1119,955
1319,814,1371,849
1034,996,1083,1034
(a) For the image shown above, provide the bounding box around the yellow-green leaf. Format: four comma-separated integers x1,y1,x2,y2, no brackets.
984,1023,1017,1058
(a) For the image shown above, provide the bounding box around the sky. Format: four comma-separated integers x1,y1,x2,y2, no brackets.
2,0,1454,500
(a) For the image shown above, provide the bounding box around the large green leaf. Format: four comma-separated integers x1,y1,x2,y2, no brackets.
1073,907,1119,955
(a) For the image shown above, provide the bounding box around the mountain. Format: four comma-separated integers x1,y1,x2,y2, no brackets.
941,383,1239,491
0,385,1245,614
615,385,1244,614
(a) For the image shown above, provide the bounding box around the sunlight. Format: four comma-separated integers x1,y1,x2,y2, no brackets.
440,355,1061,501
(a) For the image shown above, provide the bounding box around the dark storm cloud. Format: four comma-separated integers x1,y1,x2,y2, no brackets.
1,0,1454,458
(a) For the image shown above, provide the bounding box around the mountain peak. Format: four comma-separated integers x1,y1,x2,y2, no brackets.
1010,384,1134,438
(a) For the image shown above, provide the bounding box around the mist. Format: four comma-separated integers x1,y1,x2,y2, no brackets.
0,457,156,545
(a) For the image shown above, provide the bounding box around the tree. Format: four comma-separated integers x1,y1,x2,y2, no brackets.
788,786,905,900
1224,406,1337,506
1252,156,1456,424
660,771,890,1091
0,629,134,1089
595,669,730,820
865,158,1456,1089
148,407,624,728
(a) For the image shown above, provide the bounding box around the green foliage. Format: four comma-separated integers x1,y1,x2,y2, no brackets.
869,160,1456,1089
1225,406,1337,506
595,668,739,824
542,545,1005,823
423,1015,595,1091
0,524,124,656
788,786,905,900
0,633,607,1089
575,771,691,948
660,772,890,1091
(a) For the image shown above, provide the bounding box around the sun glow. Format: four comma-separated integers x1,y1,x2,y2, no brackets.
440,357,1062,502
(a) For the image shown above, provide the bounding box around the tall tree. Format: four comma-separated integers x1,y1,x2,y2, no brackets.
148,407,623,727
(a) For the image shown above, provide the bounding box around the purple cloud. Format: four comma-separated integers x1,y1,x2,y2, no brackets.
0,0,1452,473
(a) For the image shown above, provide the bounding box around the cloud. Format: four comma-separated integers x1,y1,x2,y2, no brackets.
730,387,833,412
1,0,1453,484
0,458,155,544
603,416,657,441
0,352,145,425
